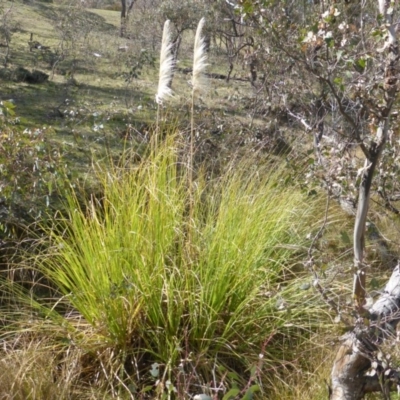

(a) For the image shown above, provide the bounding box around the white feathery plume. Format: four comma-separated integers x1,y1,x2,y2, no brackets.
156,20,174,104
192,17,208,94
188,17,208,219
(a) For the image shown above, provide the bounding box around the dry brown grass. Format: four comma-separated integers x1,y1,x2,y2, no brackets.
265,333,336,400
0,335,78,399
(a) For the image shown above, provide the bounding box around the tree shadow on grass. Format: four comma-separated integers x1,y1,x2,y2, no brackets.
0,77,149,125
33,3,117,34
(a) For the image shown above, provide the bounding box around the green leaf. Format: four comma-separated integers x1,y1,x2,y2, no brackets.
325,37,334,47
2,101,16,117
223,388,240,400
310,23,319,34
354,58,367,73
357,58,366,69
372,28,383,38
340,230,351,245
249,384,260,393
128,384,137,393
333,77,342,86
241,385,261,399
227,371,239,381
370,278,380,290
3,100,15,110
241,0,254,14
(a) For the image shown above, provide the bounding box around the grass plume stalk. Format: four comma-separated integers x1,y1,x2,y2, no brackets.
155,20,174,134
189,17,208,226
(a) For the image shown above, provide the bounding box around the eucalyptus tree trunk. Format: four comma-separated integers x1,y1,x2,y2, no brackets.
120,0,137,37
120,0,127,37
330,1,399,398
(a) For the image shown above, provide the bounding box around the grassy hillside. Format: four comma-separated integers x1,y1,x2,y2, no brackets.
1,1,255,137
0,2,398,399
0,1,264,214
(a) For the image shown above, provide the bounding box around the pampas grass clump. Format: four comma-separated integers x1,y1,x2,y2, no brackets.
36,138,330,396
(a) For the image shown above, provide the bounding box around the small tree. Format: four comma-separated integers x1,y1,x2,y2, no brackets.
235,0,400,397
0,3,16,67
120,0,137,37
50,4,97,79
331,0,399,397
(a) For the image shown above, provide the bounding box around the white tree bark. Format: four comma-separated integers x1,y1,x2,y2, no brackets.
331,264,400,399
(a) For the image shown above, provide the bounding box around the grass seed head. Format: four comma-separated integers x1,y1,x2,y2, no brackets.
156,20,175,104
192,17,208,95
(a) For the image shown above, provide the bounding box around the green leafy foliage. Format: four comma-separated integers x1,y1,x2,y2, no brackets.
125,49,156,81
0,108,67,226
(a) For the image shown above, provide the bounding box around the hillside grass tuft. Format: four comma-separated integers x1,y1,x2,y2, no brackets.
1,135,334,398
